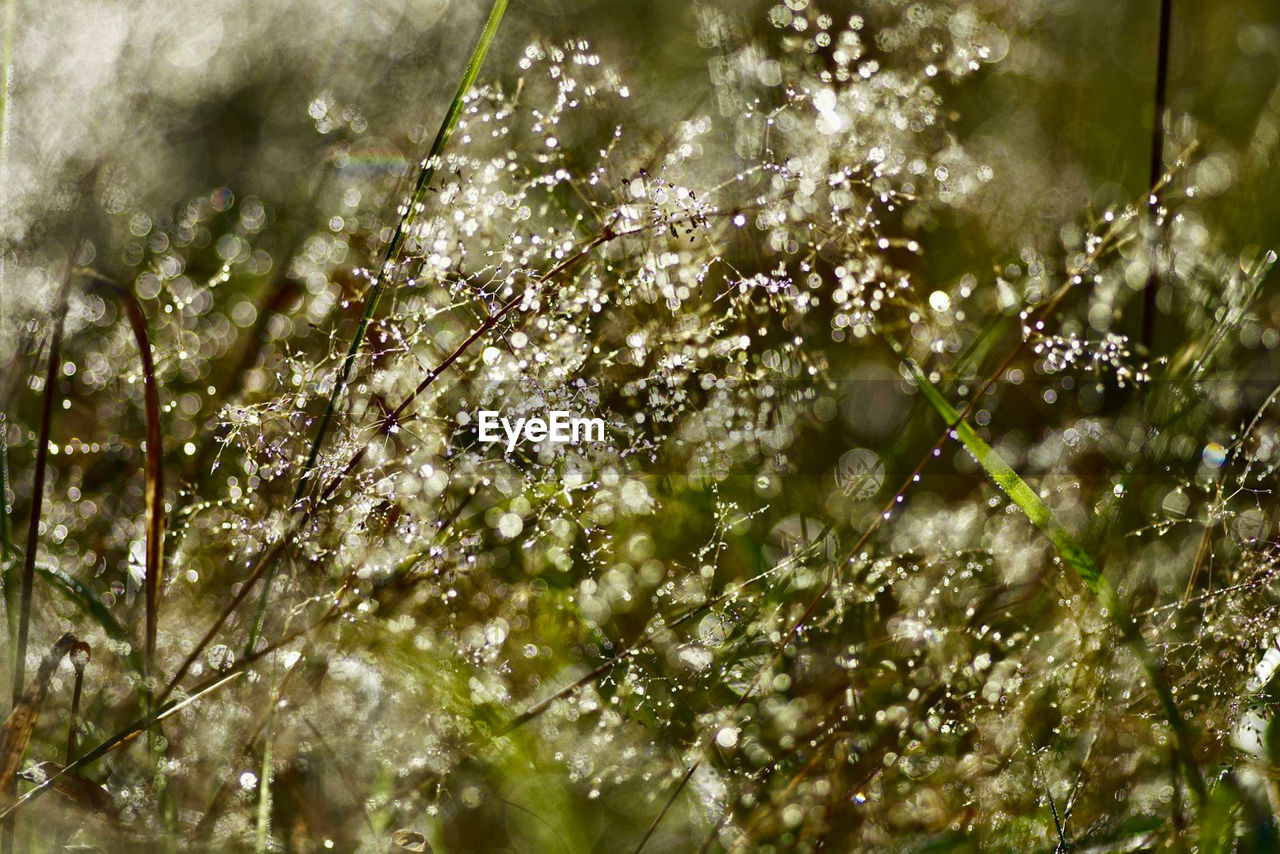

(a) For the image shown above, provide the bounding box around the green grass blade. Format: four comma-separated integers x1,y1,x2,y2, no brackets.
905,357,1103,589
1199,777,1239,854
292,0,508,504
900,352,1207,801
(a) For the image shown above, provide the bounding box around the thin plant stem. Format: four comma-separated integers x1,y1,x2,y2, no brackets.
1141,0,1173,349
65,642,88,764
3,177,92,851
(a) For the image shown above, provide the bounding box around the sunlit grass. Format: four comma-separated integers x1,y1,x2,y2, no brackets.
1,1,1279,851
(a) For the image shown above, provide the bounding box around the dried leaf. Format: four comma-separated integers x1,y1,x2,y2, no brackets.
0,634,78,807
15,762,116,826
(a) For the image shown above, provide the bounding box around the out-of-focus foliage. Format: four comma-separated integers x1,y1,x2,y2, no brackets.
2,0,1280,851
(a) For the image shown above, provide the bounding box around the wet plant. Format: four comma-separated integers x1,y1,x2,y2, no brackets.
1,0,1279,851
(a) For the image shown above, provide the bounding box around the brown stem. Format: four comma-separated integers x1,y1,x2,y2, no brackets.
65,641,90,763
80,272,165,675
3,177,92,852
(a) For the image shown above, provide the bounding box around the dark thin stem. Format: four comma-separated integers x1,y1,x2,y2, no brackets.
12,273,71,704
1030,744,1068,852
81,274,165,672
1141,0,1173,349
65,646,88,764
635,763,698,853
10,170,94,710
0,411,10,556
0,409,14,653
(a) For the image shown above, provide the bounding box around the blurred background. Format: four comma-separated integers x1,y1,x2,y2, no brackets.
4,0,1280,297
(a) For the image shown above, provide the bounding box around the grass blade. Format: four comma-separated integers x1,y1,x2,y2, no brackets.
905,358,1103,589
13,287,70,710
10,170,95,747
0,413,12,558
900,353,1207,801
1198,778,1237,854
0,0,14,576
34,565,141,674
8,228,86,854
80,271,165,679
0,0,14,565
254,726,273,852
292,0,508,504
1140,0,1173,349
1,411,15,678
103,279,164,672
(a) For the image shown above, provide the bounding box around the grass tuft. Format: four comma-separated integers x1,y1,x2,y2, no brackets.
901,352,1207,801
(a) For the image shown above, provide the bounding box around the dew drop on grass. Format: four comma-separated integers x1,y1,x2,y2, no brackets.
208,644,235,671
1203,442,1227,467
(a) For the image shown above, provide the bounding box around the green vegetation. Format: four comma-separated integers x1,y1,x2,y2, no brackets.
1,0,1279,850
